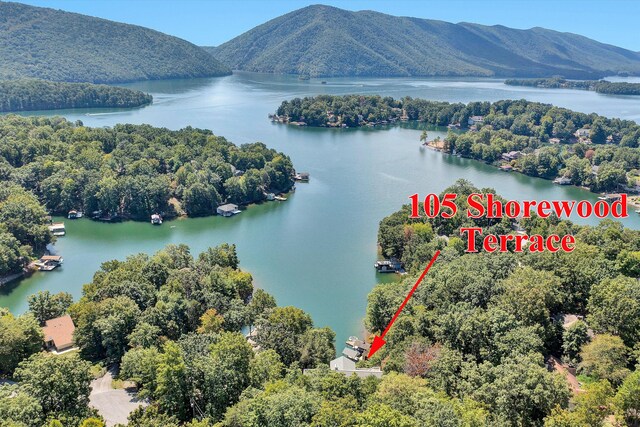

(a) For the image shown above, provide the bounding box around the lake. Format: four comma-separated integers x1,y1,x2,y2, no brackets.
3,73,640,348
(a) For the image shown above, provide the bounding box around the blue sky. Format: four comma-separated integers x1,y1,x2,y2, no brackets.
15,0,640,51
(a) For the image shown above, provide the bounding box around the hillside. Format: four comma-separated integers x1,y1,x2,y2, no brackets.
0,2,231,83
211,5,640,79
0,79,153,112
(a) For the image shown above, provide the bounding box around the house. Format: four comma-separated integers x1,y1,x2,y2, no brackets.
328,356,383,379
342,347,360,361
468,115,484,126
575,128,590,138
501,151,522,161
42,315,76,353
549,138,561,145
266,193,276,201
216,204,240,217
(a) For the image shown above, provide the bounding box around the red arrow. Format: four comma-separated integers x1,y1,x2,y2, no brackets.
367,250,440,359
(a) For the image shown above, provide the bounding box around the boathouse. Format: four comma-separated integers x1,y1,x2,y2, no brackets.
42,315,76,353
217,203,241,217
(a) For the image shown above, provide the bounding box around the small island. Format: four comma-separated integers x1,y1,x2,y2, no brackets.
505,77,640,96
0,79,153,112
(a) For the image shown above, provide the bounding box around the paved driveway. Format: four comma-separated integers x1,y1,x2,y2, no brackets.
89,367,148,426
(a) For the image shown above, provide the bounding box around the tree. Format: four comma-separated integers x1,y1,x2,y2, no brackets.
299,327,336,369
200,332,253,420
120,347,161,398
155,342,190,421
0,311,43,376
197,309,224,334
256,306,313,365
562,320,590,365
27,291,73,325
404,341,442,378
14,353,92,418
615,370,640,427
355,404,417,427
579,334,629,386
588,276,640,347
0,384,44,427
248,289,276,328
79,419,105,427
249,349,284,389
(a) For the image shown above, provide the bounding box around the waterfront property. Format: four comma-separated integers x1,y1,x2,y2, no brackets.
217,203,241,217
42,314,76,353
295,172,310,181
151,214,163,225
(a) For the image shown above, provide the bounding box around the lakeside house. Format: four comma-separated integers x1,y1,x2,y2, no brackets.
468,115,484,126
549,138,561,144
575,128,590,138
328,356,383,379
216,203,241,217
501,151,522,161
42,315,76,353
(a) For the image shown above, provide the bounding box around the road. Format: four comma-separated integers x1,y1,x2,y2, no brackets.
89,367,148,427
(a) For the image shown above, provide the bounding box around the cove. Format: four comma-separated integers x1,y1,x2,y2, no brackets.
3,72,640,348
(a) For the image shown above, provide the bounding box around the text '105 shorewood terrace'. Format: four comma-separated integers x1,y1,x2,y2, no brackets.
409,193,629,253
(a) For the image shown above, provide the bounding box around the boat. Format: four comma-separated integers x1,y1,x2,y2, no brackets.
151,213,163,225
274,195,287,201
294,172,310,182
67,210,83,219
47,222,66,236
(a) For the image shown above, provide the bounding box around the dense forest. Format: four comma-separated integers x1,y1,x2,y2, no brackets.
212,5,640,78
505,78,640,96
277,95,640,191
367,179,640,426
0,184,51,276
3,189,640,425
0,80,153,112
0,115,295,276
0,2,230,83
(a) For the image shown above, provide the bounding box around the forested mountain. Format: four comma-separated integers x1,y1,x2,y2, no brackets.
0,79,153,112
0,2,231,83
211,5,640,78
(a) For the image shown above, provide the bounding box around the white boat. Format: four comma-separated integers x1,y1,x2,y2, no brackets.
151,214,163,225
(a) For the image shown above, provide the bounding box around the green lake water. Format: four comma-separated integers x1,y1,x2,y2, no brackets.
3,73,640,347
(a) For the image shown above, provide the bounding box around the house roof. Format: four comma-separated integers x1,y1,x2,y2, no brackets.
330,356,356,371
217,204,238,212
42,315,75,350
40,255,62,262
342,347,359,360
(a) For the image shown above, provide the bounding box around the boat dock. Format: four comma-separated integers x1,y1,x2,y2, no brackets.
33,255,63,271
48,222,65,236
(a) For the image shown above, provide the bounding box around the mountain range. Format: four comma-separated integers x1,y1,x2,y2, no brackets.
0,2,230,83
208,5,640,79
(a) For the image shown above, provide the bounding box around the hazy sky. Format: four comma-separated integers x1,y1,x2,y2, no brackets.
14,0,640,51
